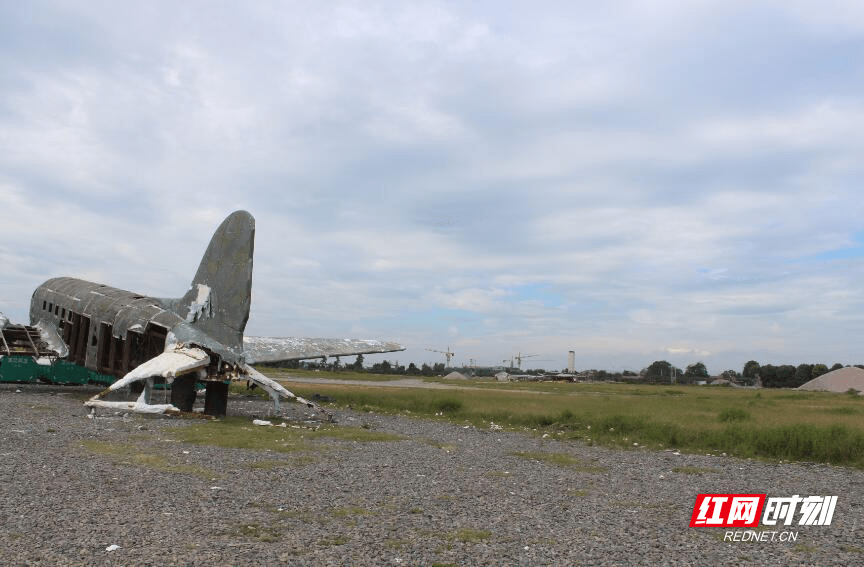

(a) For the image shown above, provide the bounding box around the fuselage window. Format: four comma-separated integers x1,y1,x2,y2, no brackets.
91,333,97,347
55,305,60,316
61,308,66,319
67,311,73,322
48,303,53,313
42,301,47,310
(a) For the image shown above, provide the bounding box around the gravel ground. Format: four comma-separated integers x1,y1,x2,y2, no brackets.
0,383,862,566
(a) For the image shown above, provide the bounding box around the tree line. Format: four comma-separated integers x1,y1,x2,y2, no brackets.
641,360,854,388
268,355,858,389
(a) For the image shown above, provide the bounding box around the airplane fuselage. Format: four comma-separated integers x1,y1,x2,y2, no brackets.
29,277,237,381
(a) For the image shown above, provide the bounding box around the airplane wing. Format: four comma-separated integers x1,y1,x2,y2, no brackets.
243,336,406,364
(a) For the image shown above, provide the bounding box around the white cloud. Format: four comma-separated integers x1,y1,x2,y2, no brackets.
2,1,864,373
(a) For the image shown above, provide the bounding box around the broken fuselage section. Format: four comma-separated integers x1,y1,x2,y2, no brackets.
30,277,243,415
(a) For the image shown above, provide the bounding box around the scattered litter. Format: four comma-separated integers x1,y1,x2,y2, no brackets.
182,451,190,454
542,433,549,439
14,389,21,393
253,419,272,426
489,423,503,431
210,486,224,490
105,545,120,552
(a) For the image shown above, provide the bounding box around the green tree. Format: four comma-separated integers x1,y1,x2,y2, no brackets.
765,364,796,388
760,364,777,387
720,369,740,381
742,360,761,385
795,363,813,386
831,363,844,371
812,364,829,379
644,360,680,383
351,354,365,371
684,362,710,382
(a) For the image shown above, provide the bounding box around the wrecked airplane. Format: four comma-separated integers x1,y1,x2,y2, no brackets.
0,210,404,417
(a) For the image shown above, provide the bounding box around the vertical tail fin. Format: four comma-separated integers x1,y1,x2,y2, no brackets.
178,210,255,350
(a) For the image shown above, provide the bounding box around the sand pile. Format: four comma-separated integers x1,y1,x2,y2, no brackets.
797,366,864,393
443,371,468,380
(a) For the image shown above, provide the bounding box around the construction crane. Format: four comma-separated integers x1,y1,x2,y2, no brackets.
426,346,455,366
514,352,540,369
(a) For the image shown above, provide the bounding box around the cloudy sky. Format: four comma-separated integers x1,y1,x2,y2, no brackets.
2,1,863,374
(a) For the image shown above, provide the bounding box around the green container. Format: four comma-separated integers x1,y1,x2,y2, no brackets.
0,356,114,386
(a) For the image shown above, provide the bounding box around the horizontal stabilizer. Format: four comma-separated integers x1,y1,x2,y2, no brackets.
243,336,405,364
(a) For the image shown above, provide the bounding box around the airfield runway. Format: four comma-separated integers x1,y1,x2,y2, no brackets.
0,383,861,566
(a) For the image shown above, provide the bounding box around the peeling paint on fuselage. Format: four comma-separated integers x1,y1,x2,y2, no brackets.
185,283,212,323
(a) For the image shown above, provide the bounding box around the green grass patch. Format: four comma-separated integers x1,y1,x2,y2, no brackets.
166,417,404,453
233,523,280,542
718,408,751,422
318,535,350,547
311,427,405,442
167,417,311,452
824,407,859,415
267,372,864,467
81,440,215,478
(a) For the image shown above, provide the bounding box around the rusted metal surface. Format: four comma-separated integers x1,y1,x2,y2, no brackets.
0,323,56,358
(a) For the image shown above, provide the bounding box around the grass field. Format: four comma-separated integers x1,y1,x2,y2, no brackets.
256,370,864,468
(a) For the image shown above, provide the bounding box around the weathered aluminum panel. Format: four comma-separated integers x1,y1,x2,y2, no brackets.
242,336,406,364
